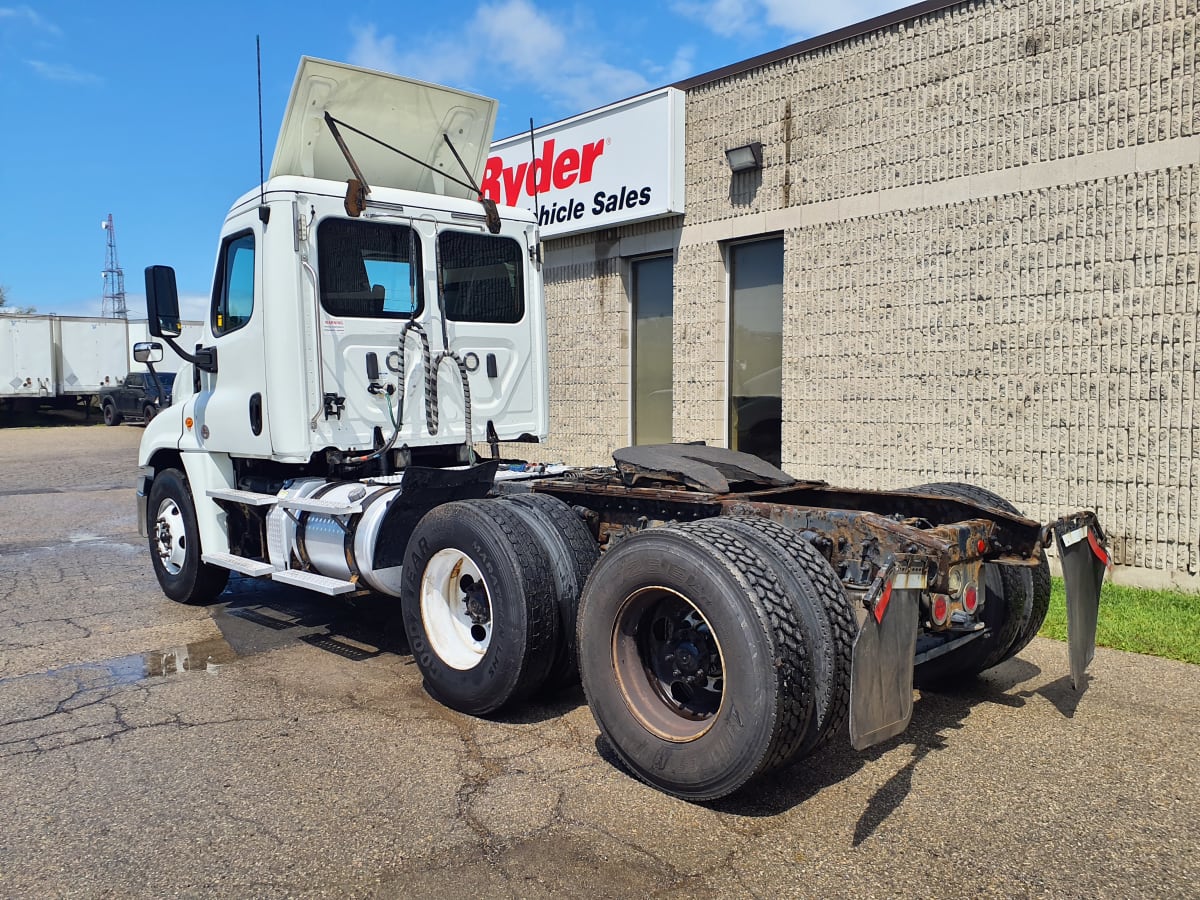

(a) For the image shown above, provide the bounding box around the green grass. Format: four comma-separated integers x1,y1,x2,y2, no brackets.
1040,578,1200,665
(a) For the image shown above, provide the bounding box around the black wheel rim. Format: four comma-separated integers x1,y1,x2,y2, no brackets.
611,587,725,742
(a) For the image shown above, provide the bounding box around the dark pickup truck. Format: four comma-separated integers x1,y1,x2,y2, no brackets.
99,370,175,426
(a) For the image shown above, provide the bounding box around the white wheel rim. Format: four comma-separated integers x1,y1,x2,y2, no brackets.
420,548,491,670
154,497,188,575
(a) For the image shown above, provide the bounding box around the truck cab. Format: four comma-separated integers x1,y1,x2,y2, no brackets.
137,58,548,577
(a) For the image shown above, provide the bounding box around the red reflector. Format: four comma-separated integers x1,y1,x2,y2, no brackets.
1087,528,1112,570
873,582,893,624
963,585,978,613
931,594,949,625
977,539,987,554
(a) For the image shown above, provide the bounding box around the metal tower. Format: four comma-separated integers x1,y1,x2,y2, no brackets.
101,214,127,319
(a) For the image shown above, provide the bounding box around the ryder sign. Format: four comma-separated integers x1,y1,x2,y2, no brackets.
485,88,685,238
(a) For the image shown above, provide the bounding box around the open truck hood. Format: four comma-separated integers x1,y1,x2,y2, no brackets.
270,57,498,201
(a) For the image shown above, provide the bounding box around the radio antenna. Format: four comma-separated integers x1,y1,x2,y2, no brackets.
528,117,542,265
256,36,269,225
527,118,541,223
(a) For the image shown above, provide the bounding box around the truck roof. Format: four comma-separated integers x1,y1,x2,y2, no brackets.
226,175,536,226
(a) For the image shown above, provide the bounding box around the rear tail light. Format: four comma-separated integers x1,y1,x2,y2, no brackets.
930,594,950,626
962,584,979,614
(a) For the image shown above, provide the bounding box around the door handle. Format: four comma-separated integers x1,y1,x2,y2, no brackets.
249,393,263,436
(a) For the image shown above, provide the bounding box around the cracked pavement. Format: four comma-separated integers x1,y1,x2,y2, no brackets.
0,417,1197,898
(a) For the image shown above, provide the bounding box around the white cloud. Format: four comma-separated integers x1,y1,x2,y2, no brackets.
178,294,209,323
671,0,761,39
662,45,698,82
350,0,661,114
26,60,100,84
0,5,62,36
759,0,898,36
348,22,474,87
674,0,900,41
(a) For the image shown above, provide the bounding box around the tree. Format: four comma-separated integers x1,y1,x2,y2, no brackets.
0,284,35,314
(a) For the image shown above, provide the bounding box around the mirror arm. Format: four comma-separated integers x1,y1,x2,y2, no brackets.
161,335,218,374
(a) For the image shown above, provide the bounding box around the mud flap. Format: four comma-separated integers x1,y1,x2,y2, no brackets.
849,561,924,751
1052,513,1109,689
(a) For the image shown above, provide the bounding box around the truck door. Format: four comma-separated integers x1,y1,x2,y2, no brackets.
120,373,144,416
194,218,271,457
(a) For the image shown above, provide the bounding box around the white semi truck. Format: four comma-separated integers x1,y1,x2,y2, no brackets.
135,58,1110,800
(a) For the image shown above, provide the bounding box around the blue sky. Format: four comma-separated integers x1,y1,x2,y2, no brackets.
0,0,894,319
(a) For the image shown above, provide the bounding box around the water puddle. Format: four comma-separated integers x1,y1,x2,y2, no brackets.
0,635,240,689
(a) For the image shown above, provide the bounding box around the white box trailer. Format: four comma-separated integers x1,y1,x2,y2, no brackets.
0,314,200,414
55,316,129,398
0,315,55,407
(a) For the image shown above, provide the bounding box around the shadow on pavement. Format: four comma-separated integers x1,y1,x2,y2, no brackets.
0,406,100,429
701,657,1049,840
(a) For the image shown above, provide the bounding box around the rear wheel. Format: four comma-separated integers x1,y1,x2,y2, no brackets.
102,401,121,426
499,492,599,689
147,468,229,604
577,522,813,801
705,516,854,754
400,499,559,716
906,482,1051,685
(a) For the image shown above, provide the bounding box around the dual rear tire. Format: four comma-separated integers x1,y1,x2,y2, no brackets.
906,482,1052,687
400,501,853,800
577,518,853,801
399,494,596,716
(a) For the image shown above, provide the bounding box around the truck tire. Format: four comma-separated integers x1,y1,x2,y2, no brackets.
577,522,813,801
704,516,854,755
146,468,230,604
1000,547,1053,663
102,401,122,426
143,404,157,423
499,493,599,690
400,499,559,716
905,482,1051,685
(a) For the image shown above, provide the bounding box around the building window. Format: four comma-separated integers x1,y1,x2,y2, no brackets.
728,237,783,467
632,255,674,445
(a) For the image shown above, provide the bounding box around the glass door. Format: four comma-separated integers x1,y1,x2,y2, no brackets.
631,256,674,445
728,237,783,467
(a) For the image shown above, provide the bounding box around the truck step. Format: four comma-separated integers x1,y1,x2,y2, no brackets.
202,552,276,577
276,496,363,516
207,488,279,507
271,569,359,595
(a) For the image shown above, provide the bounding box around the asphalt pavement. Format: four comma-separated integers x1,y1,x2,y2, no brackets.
0,414,1197,898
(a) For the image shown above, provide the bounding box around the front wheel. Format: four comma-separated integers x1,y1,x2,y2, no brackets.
143,404,157,423
146,468,229,604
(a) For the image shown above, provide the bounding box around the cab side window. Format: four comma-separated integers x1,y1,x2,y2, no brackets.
212,231,255,336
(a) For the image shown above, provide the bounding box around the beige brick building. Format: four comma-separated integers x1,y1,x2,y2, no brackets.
527,0,1199,587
